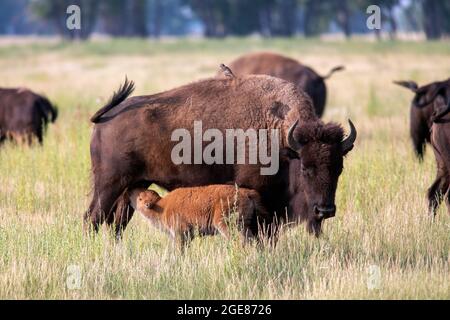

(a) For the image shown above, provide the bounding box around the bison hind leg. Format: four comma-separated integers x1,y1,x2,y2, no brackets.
84,180,131,236
107,192,135,241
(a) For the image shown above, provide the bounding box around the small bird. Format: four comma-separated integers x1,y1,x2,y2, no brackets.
219,63,235,78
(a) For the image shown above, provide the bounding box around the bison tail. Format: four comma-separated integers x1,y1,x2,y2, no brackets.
40,96,58,123
322,65,345,80
90,77,135,123
36,96,58,130
49,103,58,122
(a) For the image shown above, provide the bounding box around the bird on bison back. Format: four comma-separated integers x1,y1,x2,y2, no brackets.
394,78,450,160
85,71,356,241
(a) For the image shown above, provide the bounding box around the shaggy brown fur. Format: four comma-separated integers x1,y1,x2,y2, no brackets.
128,185,268,250
225,52,344,117
86,75,356,240
0,87,57,145
394,78,450,160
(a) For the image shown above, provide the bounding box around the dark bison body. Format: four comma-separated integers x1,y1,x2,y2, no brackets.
0,88,57,145
426,87,450,216
394,79,450,160
226,52,344,117
86,75,356,239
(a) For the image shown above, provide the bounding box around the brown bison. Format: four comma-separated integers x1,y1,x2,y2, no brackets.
0,87,57,145
426,86,450,216
225,52,344,117
394,78,450,160
85,74,356,239
128,185,268,250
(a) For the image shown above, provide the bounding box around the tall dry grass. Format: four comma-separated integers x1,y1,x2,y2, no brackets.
0,38,448,299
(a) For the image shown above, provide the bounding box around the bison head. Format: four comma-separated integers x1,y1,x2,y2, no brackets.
286,119,356,236
394,79,450,160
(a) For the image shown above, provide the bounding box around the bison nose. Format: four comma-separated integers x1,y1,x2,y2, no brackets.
314,204,336,219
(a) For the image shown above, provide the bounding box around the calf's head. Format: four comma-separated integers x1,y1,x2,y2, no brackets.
286,119,356,236
129,189,161,213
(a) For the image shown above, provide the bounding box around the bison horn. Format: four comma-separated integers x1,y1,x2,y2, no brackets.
342,120,357,154
287,119,302,151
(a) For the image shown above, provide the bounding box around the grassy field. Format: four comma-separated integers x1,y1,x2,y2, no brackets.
0,37,449,299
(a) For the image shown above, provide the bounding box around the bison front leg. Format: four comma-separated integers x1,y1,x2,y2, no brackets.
427,173,449,218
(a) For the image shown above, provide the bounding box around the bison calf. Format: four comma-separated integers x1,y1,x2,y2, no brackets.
128,185,268,250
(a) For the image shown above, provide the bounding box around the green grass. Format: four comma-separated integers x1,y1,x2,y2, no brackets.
0,38,449,299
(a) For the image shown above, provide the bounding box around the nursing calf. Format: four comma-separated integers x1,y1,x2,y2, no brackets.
128,185,269,250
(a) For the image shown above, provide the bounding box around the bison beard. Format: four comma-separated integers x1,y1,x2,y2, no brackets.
85,75,356,240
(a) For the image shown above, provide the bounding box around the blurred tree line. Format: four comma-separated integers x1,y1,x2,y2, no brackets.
0,0,449,40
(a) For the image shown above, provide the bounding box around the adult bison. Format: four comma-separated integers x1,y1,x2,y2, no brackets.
0,87,58,145
426,86,450,216
394,78,450,160
225,52,345,117
85,74,356,239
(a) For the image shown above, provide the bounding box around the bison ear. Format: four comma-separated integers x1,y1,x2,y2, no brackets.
393,80,418,92
281,147,299,160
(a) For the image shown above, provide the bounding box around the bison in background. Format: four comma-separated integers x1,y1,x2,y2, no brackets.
394,78,450,160
0,87,58,145
85,74,356,240
426,86,450,217
225,52,345,117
